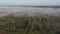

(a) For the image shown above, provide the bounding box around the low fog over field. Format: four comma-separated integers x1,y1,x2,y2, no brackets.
0,6,60,17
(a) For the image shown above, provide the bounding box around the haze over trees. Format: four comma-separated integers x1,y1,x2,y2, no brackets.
0,6,60,34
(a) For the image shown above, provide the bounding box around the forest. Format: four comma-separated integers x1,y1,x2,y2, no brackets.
0,14,60,34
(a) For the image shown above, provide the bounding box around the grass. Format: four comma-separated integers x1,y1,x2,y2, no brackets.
5,29,42,34
5,29,26,34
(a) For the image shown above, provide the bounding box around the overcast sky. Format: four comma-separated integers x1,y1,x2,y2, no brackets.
0,0,60,5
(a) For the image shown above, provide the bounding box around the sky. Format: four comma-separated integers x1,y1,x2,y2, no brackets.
0,0,60,6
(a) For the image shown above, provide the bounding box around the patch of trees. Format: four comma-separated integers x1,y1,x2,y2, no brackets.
0,15,60,34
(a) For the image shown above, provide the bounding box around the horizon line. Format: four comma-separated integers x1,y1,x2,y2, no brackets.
0,5,60,8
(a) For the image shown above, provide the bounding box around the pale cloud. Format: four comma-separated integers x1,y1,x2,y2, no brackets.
0,0,60,5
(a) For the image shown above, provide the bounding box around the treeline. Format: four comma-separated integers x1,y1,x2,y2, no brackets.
0,15,60,34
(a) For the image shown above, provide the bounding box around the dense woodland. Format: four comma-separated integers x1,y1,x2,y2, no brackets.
0,14,60,34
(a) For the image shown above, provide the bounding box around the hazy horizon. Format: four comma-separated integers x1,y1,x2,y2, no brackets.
0,6,60,17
